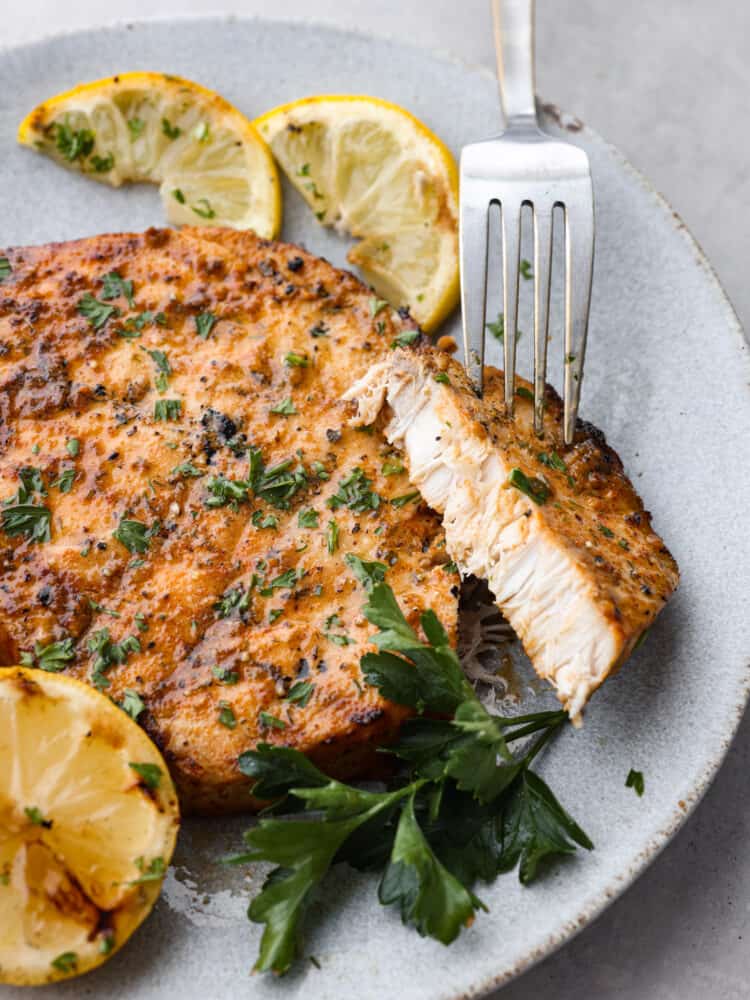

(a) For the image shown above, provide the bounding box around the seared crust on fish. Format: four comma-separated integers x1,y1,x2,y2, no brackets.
0,228,457,813
344,346,679,719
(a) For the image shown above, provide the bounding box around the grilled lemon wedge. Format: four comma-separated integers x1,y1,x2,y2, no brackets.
255,95,459,331
0,667,179,986
18,72,280,236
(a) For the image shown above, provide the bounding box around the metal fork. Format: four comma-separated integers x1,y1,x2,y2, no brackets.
459,0,594,444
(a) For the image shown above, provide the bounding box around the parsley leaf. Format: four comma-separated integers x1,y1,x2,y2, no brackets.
327,467,380,513
52,120,93,161
113,518,159,554
1,503,51,543
20,637,75,672
154,399,182,421
78,293,119,330
378,790,480,943
270,397,297,416
326,519,339,554
162,117,181,139
626,769,645,797
285,681,314,708
195,312,218,339
101,271,135,308
284,351,311,368
120,689,146,720
129,856,166,884
297,508,319,529
87,629,140,689
507,467,550,506
391,330,420,349
496,769,593,883
128,762,162,789
0,257,12,282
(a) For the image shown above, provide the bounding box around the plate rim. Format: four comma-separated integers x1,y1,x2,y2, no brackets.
1,15,749,998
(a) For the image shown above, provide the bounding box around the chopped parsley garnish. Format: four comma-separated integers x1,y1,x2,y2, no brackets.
127,117,145,139
101,271,135,308
120,689,145,721
516,386,534,401
538,451,567,473
87,629,141,689
327,467,381,513
298,508,319,529
129,856,166,885
434,372,451,384
50,468,75,494
369,297,389,317
51,951,78,973
252,510,279,530
25,806,52,827
172,461,204,479
268,608,283,623
270,397,296,416
218,702,237,729
507,467,550,505
598,525,615,539
1,503,51,543
78,293,119,330
285,681,314,708
20,637,75,672
326,519,339,554
381,459,405,476
205,474,249,509
284,351,311,368
259,568,300,596
128,762,163,789
90,153,114,173
52,120,93,161
311,460,329,480
626,769,645,797
486,313,523,344
88,598,121,618
144,348,171,392
259,711,286,730
391,330,420,349
227,566,591,975
390,491,421,509
192,198,216,219
309,323,329,338
154,399,182,421
214,584,250,620
119,310,167,337
212,666,239,685
66,438,80,457
113,518,159,555
443,561,459,574
0,257,12,282
195,312,217,339
162,117,181,140
172,188,186,204
520,258,533,280
248,448,307,510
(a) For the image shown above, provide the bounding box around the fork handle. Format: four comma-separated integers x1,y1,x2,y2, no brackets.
491,0,538,125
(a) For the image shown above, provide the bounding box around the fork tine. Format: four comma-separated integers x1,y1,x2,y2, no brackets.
563,193,595,444
501,197,523,413
532,204,553,435
459,197,489,394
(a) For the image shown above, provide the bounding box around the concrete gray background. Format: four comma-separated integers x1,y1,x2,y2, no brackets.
4,2,749,997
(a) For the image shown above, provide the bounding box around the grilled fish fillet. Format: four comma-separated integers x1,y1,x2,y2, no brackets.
0,228,457,813
344,347,679,719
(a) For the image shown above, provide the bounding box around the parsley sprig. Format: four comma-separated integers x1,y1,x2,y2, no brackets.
227,557,592,975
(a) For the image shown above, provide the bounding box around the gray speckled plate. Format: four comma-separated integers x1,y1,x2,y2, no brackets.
1,15,749,1000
